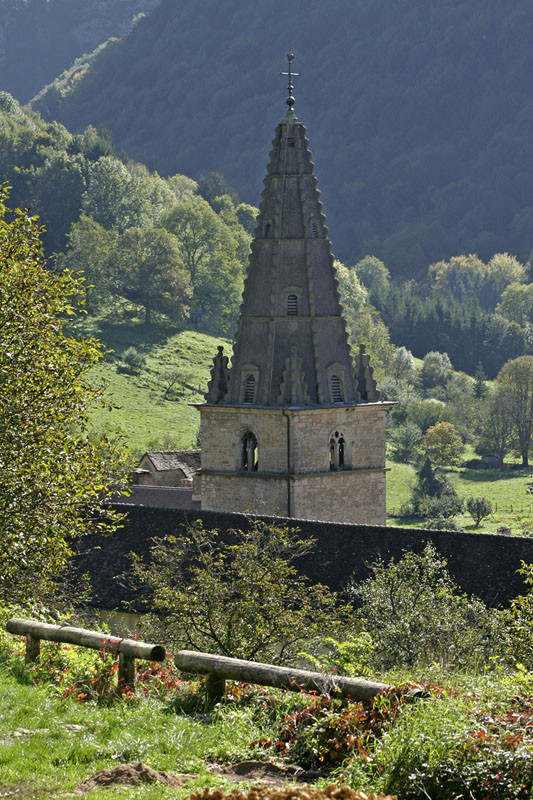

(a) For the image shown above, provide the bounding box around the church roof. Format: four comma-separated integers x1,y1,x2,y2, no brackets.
205,83,379,408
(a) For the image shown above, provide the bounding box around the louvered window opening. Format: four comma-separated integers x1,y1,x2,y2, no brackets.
265,222,272,238
331,375,343,403
287,137,295,147
243,374,256,403
311,222,319,238
287,294,298,315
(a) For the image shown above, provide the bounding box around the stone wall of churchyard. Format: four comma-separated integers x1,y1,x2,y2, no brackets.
75,505,533,611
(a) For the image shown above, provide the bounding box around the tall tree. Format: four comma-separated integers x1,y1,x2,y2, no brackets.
162,197,244,332
496,356,533,466
0,187,127,601
114,227,192,324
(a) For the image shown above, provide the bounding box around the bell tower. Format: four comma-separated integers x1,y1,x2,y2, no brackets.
196,55,393,524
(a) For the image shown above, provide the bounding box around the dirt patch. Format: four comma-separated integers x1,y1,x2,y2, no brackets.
76,762,196,792
187,785,395,800
208,761,313,785
0,784,52,799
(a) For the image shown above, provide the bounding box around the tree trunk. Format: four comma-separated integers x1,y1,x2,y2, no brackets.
145,305,151,325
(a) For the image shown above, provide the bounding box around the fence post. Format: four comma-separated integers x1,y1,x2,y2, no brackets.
25,634,40,663
206,672,226,702
118,652,135,688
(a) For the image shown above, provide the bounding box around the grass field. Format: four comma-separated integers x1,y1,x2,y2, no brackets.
76,316,229,456
386,458,533,535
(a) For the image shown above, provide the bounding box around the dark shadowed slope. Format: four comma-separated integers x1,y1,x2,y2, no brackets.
32,0,533,277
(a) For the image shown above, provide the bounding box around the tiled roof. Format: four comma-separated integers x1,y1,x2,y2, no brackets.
141,450,200,477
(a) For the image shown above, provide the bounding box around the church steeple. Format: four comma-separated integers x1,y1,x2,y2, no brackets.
210,59,360,408
197,60,391,526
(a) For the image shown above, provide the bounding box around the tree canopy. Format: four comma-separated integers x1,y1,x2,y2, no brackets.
0,186,128,601
30,0,533,276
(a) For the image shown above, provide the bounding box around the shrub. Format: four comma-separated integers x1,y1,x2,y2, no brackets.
129,520,350,664
505,562,533,669
251,688,412,769
347,544,503,670
466,496,493,526
419,494,464,530
118,346,146,374
410,457,462,527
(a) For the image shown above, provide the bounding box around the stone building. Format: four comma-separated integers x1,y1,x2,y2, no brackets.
196,63,393,524
135,450,200,487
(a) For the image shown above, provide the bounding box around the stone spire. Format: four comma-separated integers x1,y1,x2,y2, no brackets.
214,94,361,408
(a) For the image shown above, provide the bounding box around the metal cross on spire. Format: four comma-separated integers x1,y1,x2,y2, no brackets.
280,51,300,111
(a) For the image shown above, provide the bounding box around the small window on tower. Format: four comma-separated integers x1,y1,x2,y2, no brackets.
243,374,256,403
287,294,298,315
311,221,319,238
287,137,295,148
264,222,272,238
331,375,343,403
329,430,346,471
241,431,258,472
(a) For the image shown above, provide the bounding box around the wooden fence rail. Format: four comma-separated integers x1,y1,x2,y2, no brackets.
6,618,165,687
174,649,409,702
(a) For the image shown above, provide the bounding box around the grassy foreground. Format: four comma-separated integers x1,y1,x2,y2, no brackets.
1,647,533,800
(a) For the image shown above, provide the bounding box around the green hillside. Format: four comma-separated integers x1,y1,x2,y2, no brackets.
0,0,159,104
32,0,533,277
79,317,228,456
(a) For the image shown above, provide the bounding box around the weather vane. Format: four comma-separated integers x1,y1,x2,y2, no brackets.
280,50,300,111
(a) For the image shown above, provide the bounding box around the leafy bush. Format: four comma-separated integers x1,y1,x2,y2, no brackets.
418,494,464,530
347,545,503,670
367,692,533,800
505,562,533,669
251,688,414,769
129,520,350,664
466,496,494,526
409,457,463,530
118,346,146,374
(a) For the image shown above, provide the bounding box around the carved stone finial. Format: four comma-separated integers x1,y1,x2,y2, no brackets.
354,343,380,403
278,347,310,406
205,346,230,403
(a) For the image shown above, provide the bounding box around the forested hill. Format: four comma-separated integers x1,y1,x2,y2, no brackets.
31,0,533,278
0,0,159,103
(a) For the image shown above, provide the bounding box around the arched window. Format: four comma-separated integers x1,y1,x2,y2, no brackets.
311,221,319,238
330,374,343,403
329,430,346,471
287,294,298,315
243,374,256,403
241,432,258,472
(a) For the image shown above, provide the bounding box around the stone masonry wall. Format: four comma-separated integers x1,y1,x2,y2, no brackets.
199,405,388,523
200,472,288,516
75,505,533,611
292,470,386,525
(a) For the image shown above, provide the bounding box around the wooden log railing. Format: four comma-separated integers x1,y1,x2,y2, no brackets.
174,649,402,702
6,618,165,687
